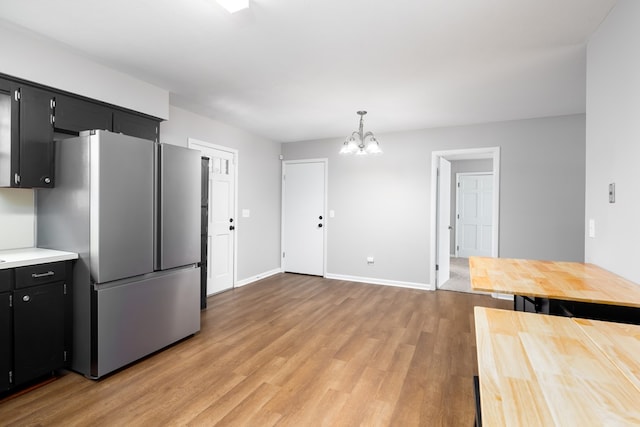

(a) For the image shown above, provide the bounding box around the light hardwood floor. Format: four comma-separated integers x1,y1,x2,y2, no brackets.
0,273,509,426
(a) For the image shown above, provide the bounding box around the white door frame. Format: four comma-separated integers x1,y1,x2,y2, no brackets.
281,158,328,276
188,138,239,289
430,147,500,289
455,172,493,258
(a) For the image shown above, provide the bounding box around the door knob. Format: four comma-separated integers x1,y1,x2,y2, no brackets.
23,295,31,302
230,225,235,231
229,218,234,223
318,223,323,228
319,215,323,220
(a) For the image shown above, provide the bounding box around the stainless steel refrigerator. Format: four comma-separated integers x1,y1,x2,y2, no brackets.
36,130,201,378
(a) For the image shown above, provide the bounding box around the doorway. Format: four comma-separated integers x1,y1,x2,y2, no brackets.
189,138,237,295
281,159,327,276
430,147,500,290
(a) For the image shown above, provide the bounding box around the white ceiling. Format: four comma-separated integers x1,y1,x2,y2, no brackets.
0,0,617,142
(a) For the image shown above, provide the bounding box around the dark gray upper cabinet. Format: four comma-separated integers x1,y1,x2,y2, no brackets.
0,79,12,187
1,77,55,188
17,85,55,188
113,110,159,142
54,94,112,134
1,74,162,188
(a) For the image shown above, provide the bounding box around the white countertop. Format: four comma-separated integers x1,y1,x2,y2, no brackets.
0,247,78,270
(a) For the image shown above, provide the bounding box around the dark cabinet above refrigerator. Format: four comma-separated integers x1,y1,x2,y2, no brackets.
53,94,113,134
1,73,162,189
113,110,159,143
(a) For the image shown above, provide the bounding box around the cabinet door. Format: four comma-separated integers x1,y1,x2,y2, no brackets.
112,110,159,142
17,85,55,188
0,78,13,187
0,292,11,391
54,94,112,134
13,282,65,385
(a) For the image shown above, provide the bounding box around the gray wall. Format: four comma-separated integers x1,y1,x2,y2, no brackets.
161,106,282,282
282,114,586,287
450,159,493,254
585,0,640,283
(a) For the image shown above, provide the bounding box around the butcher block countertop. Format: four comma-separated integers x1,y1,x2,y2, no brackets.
475,307,640,426
0,247,78,269
469,256,640,308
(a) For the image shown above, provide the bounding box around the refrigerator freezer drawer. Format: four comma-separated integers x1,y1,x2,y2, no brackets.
94,267,200,378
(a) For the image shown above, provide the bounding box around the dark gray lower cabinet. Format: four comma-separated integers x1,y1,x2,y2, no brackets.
13,283,65,385
1,261,70,391
0,292,11,391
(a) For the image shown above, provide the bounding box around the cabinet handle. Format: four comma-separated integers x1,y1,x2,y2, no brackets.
31,271,55,278
23,295,31,302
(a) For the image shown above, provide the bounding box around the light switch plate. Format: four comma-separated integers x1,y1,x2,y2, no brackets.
588,219,595,238
609,183,615,203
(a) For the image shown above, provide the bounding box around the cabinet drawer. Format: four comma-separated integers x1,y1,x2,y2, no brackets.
15,261,66,289
0,269,12,292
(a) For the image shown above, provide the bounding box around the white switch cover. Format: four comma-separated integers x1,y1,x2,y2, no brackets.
242,209,250,218
588,219,595,238
329,210,335,218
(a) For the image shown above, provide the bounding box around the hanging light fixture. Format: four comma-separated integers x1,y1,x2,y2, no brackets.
217,0,249,13
340,111,382,155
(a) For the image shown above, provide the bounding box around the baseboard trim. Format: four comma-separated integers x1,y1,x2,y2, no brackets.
235,268,282,288
324,273,434,291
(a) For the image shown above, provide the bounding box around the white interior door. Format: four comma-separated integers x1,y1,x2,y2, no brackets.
188,139,236,296
437,157,451,286
456,173,493,258
282,161,326,276
209,149,235,294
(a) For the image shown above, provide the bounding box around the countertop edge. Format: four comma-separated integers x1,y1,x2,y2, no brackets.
0,248,79,270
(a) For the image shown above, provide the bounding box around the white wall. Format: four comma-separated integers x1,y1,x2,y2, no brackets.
0,20,169,119
585,0,640,283
161,106,282,283
0,189,34,250
282,115,585,287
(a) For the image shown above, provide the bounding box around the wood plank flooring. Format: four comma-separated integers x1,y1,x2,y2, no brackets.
0,273,509,426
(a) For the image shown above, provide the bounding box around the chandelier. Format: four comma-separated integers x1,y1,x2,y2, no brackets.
339,111,382,155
